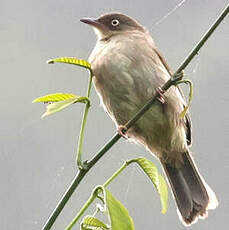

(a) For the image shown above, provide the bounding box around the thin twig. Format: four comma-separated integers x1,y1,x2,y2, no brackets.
42,4,229,230
76,73,93,169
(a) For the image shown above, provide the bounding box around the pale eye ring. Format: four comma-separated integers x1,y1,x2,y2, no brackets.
111,19,120,26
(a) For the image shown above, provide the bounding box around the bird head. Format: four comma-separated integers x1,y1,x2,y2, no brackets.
80,12,145,40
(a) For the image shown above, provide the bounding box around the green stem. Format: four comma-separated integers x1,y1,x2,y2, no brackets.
43,170,87,230
174,79,193,118
175,3,229,75
66,161,133,230
76,72,93,169
103,161,130,187
65,192,96,230
42,5,229,230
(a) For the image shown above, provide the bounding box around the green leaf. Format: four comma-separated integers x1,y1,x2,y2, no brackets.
134,158,168,214
158,174,168,214
32,93,77,103
46,57,91,70
33,93,89,118
80,215,109,230
105,188,134,230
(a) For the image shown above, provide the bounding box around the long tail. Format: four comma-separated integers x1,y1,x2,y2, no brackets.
161,151,218,225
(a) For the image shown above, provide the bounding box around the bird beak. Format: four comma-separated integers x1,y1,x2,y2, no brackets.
80,18,105,30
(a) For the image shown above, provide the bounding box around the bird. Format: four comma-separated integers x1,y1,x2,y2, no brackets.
80,12,218,226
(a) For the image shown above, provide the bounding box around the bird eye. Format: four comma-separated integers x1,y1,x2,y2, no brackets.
111,19,120,26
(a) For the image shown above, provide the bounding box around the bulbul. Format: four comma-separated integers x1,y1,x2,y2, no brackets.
80,13,218,225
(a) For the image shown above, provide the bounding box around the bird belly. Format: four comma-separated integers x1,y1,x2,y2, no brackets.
93,73,187,160
90,39,187,159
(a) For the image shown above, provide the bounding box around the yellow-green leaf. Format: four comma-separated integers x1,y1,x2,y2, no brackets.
32,93,76,103
46,57,91,70
105,188,134,230
80,216,109,230
134,158,168,214
41,98,77,118
158,174,168,214
33,93,89,118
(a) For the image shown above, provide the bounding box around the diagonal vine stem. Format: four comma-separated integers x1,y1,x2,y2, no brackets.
42,4,229,230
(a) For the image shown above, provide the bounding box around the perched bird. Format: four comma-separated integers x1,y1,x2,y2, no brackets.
80,13,218,225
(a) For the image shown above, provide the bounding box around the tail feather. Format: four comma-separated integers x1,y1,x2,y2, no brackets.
161,151,218,225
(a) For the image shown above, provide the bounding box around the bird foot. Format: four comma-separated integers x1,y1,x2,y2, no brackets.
117,125,128,139
155,87,165,104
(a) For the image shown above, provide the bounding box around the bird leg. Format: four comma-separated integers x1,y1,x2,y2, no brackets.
117,125,128,139
155,87,165,104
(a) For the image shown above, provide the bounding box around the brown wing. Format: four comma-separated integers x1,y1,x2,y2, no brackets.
153,47,192,145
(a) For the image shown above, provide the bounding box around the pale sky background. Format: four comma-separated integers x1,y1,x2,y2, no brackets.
1,0,228,229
